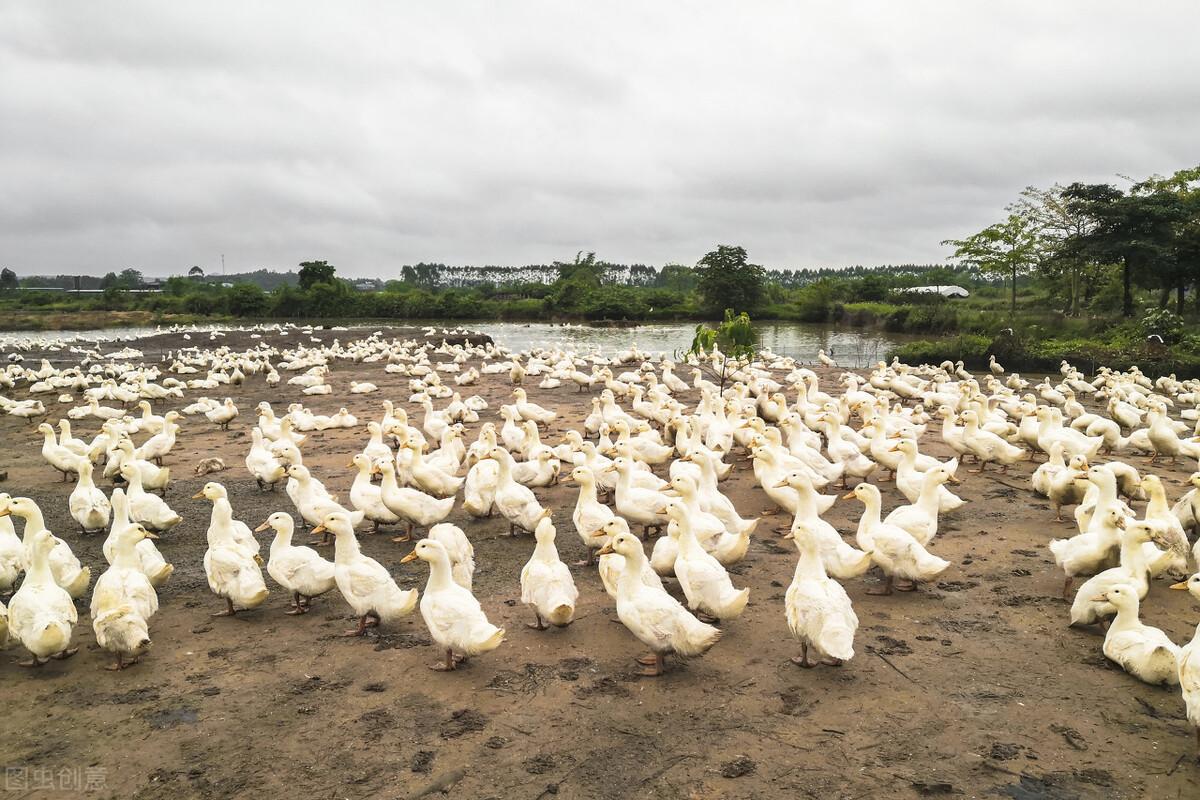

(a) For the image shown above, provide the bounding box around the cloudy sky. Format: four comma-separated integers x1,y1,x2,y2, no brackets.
1,2,1197,278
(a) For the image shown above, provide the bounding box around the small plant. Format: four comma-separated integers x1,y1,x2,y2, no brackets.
1139,308,1184,344
683,310,759,391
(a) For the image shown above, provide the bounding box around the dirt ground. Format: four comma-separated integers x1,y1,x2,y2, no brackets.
1,325,1199,800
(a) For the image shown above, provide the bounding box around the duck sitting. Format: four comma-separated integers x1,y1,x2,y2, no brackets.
846,483,951,595
511,387,556,424
316,511,417,636
1097,584,1180,685
667,502,749,624
402,538,504,670
596,530,721,677
784,524,858,668
255,512,336,614
520,516,579,630
1172,577,1200,759
90,522,159,670
7,530,78,667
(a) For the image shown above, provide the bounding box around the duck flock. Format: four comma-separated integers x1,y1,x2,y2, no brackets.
2,325,1200,760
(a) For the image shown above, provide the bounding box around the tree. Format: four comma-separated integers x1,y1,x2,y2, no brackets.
1012,185,1099,316
686,310,758,391
118,268,144,289
298,260,336,289
227,283,268,316
1062,182,1185,317
695,245,765,315
0,267,16,290
943,214,1040,314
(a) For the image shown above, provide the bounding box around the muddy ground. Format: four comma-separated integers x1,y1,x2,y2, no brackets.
1,325,1198,800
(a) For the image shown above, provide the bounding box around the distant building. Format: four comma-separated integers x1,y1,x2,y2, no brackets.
188,266,205,278
353,280,381,292
905,285,969,298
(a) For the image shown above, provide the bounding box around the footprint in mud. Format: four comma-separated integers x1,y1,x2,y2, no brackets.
440,708,488,739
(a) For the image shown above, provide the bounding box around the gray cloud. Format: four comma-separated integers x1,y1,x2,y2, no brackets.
1,1,1198,278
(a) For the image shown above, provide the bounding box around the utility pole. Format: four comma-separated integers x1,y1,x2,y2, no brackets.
221,254,226,276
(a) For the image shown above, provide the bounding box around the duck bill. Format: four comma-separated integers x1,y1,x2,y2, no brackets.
596,543,615,556
144,531,159,539
399,550,419,563
254,521,272,532
190,491,205,499
946,475,960,484
1170,581,1189,590
841,492,855,500
310,524,327,535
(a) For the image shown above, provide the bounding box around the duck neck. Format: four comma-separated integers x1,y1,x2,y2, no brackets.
426,553,455,590
332,531,361,563
792,538,826,582
17,507,47,540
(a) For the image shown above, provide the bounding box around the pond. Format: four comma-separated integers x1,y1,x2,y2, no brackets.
0,319,916,368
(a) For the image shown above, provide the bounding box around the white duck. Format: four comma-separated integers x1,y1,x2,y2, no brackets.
103,489,173,587
593,517,664,599
486,447,549,535
0,509,23,591
90,522,159,669
1069,520,1167,626
427,522,475,591
254,512,336,614
7,530,78,666
667,503,749,623
245,427,286,490
1097,584,1180,685
520,516,579,630
375,460,455,542
784,524,858,668
1,496,91,598
316,511,417,635
348,454,401,532
883,465,956,546
847,483,950,595
120,463,182,531
402,537,504,670
596,530,721,677
193,482,259,555
565,465,615,565
69,460,111,533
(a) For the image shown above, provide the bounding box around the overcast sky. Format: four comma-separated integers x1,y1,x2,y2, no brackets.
1,3,1197,278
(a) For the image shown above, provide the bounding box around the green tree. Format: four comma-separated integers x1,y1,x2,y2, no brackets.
695,245,765,315
943,213,1040,314
227,283,268,316
1012,184,1100,316
118,268,144,289
1062,182,1186,317
298,260,336,290
0,267,16,290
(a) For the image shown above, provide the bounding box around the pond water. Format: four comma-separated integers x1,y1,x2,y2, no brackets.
0,320,915,368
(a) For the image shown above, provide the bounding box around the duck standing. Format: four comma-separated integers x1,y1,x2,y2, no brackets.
402,538,504,670
7,530,78,666
784,525,857,668
519,516,578,630
255,512,336,614
314,512,417,635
